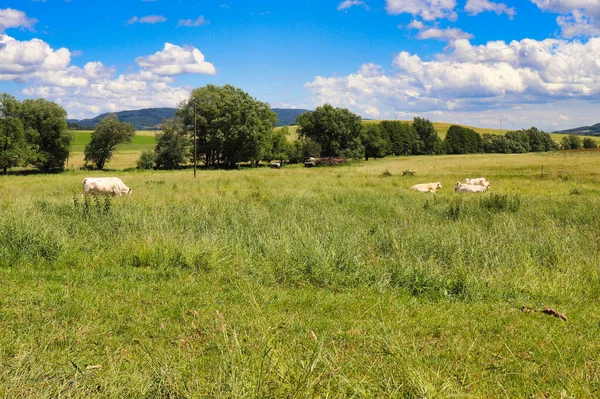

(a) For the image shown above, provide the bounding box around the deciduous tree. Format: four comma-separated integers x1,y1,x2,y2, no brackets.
84,114,135,170
20,98,72,172
0,94,28,174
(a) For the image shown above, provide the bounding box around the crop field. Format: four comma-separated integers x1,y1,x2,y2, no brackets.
1,151,600,397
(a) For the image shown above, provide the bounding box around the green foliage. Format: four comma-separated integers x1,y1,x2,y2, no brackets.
136,150,156,170
380,121,421,155
84,114,135,170
444,125,483,154
583,137,598,149
180,84,277,168
362,123,387,160
560,134,583,150
296,104,363,158
413,117,442,154
154,118,190,169
0,93,28,174
20,98,73,172
263,127,291,163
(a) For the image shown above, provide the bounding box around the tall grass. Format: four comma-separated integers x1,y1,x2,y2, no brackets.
1,153,600,397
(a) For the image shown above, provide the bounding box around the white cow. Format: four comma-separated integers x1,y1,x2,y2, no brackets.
82,177,132,196
455,182,487,193
465,177,487,186
410,182,442,193
270,162,281,169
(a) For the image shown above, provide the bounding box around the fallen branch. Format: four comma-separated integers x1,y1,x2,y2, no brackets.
520,306,567,322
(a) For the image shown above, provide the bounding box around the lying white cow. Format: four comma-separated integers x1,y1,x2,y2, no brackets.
82,177,132,196
270,162,281,169
410,182,442,193
455,182,487,193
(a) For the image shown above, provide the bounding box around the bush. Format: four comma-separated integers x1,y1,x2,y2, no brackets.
137,150,155,170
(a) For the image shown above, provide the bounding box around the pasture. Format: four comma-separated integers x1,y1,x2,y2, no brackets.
1,151,600,397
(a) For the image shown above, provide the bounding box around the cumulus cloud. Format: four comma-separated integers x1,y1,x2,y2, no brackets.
531,0,600,37
135,43,216,76
386,0,457,21
127,15,167,25
0,8,37,32
337,0,370,11
304,37,600,130
178,16,210,27
2,34,217,118
465,0,516,18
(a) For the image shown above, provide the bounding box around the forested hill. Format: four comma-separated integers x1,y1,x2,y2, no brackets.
68,107,312,130
554,123,600,136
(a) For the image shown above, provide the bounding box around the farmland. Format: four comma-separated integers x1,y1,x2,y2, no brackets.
1,151,600,397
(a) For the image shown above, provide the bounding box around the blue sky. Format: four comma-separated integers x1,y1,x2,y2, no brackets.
1,0,600,131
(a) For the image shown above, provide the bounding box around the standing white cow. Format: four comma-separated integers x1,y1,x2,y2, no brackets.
455,182,487,193
82,177,132,196
465,177,487,186
410,182,442,193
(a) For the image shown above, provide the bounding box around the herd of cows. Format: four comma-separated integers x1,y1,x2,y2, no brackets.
81,175,491,197
410,177,491,194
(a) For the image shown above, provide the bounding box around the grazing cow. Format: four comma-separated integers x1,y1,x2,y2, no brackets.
270,162,281,169
455,182,487,193
465,177,487,186
82,177,132,197
410,182,442,193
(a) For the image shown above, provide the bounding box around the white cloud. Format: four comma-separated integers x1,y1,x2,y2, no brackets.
127,15,167,25
465,0,516,18
178,16,210,27
1,34,216,118
135,43,216,76
531,0,600,37
304,37,600,130
417,26,474,40
337,0,370,11
386,0,457,21
405,20,473,41
0,8,37,32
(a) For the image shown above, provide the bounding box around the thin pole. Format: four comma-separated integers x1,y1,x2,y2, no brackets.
193,102,197,179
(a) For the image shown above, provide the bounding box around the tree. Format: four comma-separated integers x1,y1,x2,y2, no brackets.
413,117,441,155
296,104,363,157
0,94,28,174
84,114,135,169
180,84,277,168
482,133,511,153
362,123,387,160
560,134,582,150
444,125,483,154
583,137,598,149
136,150,155,170
154,117,190,169
505,131,531,153
20,98,73,172
263,127,291,164
380,121,421,156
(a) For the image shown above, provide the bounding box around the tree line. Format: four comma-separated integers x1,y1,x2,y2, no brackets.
1,86,593,174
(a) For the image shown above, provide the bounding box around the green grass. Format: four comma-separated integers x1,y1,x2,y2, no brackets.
1,153,600,397
70,131,157,153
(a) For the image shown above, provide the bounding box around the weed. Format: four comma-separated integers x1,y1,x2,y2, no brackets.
479,193,521,213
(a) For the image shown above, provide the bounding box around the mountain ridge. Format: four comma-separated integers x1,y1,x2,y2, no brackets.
68,107,312,130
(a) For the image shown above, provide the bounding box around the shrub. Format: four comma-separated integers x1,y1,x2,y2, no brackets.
137,150,155,170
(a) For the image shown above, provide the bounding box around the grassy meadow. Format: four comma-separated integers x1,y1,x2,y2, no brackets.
1,151,600,397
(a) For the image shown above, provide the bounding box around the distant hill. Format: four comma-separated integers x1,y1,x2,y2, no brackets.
271,108,311,126
68,107,312,130
553,123,600,136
